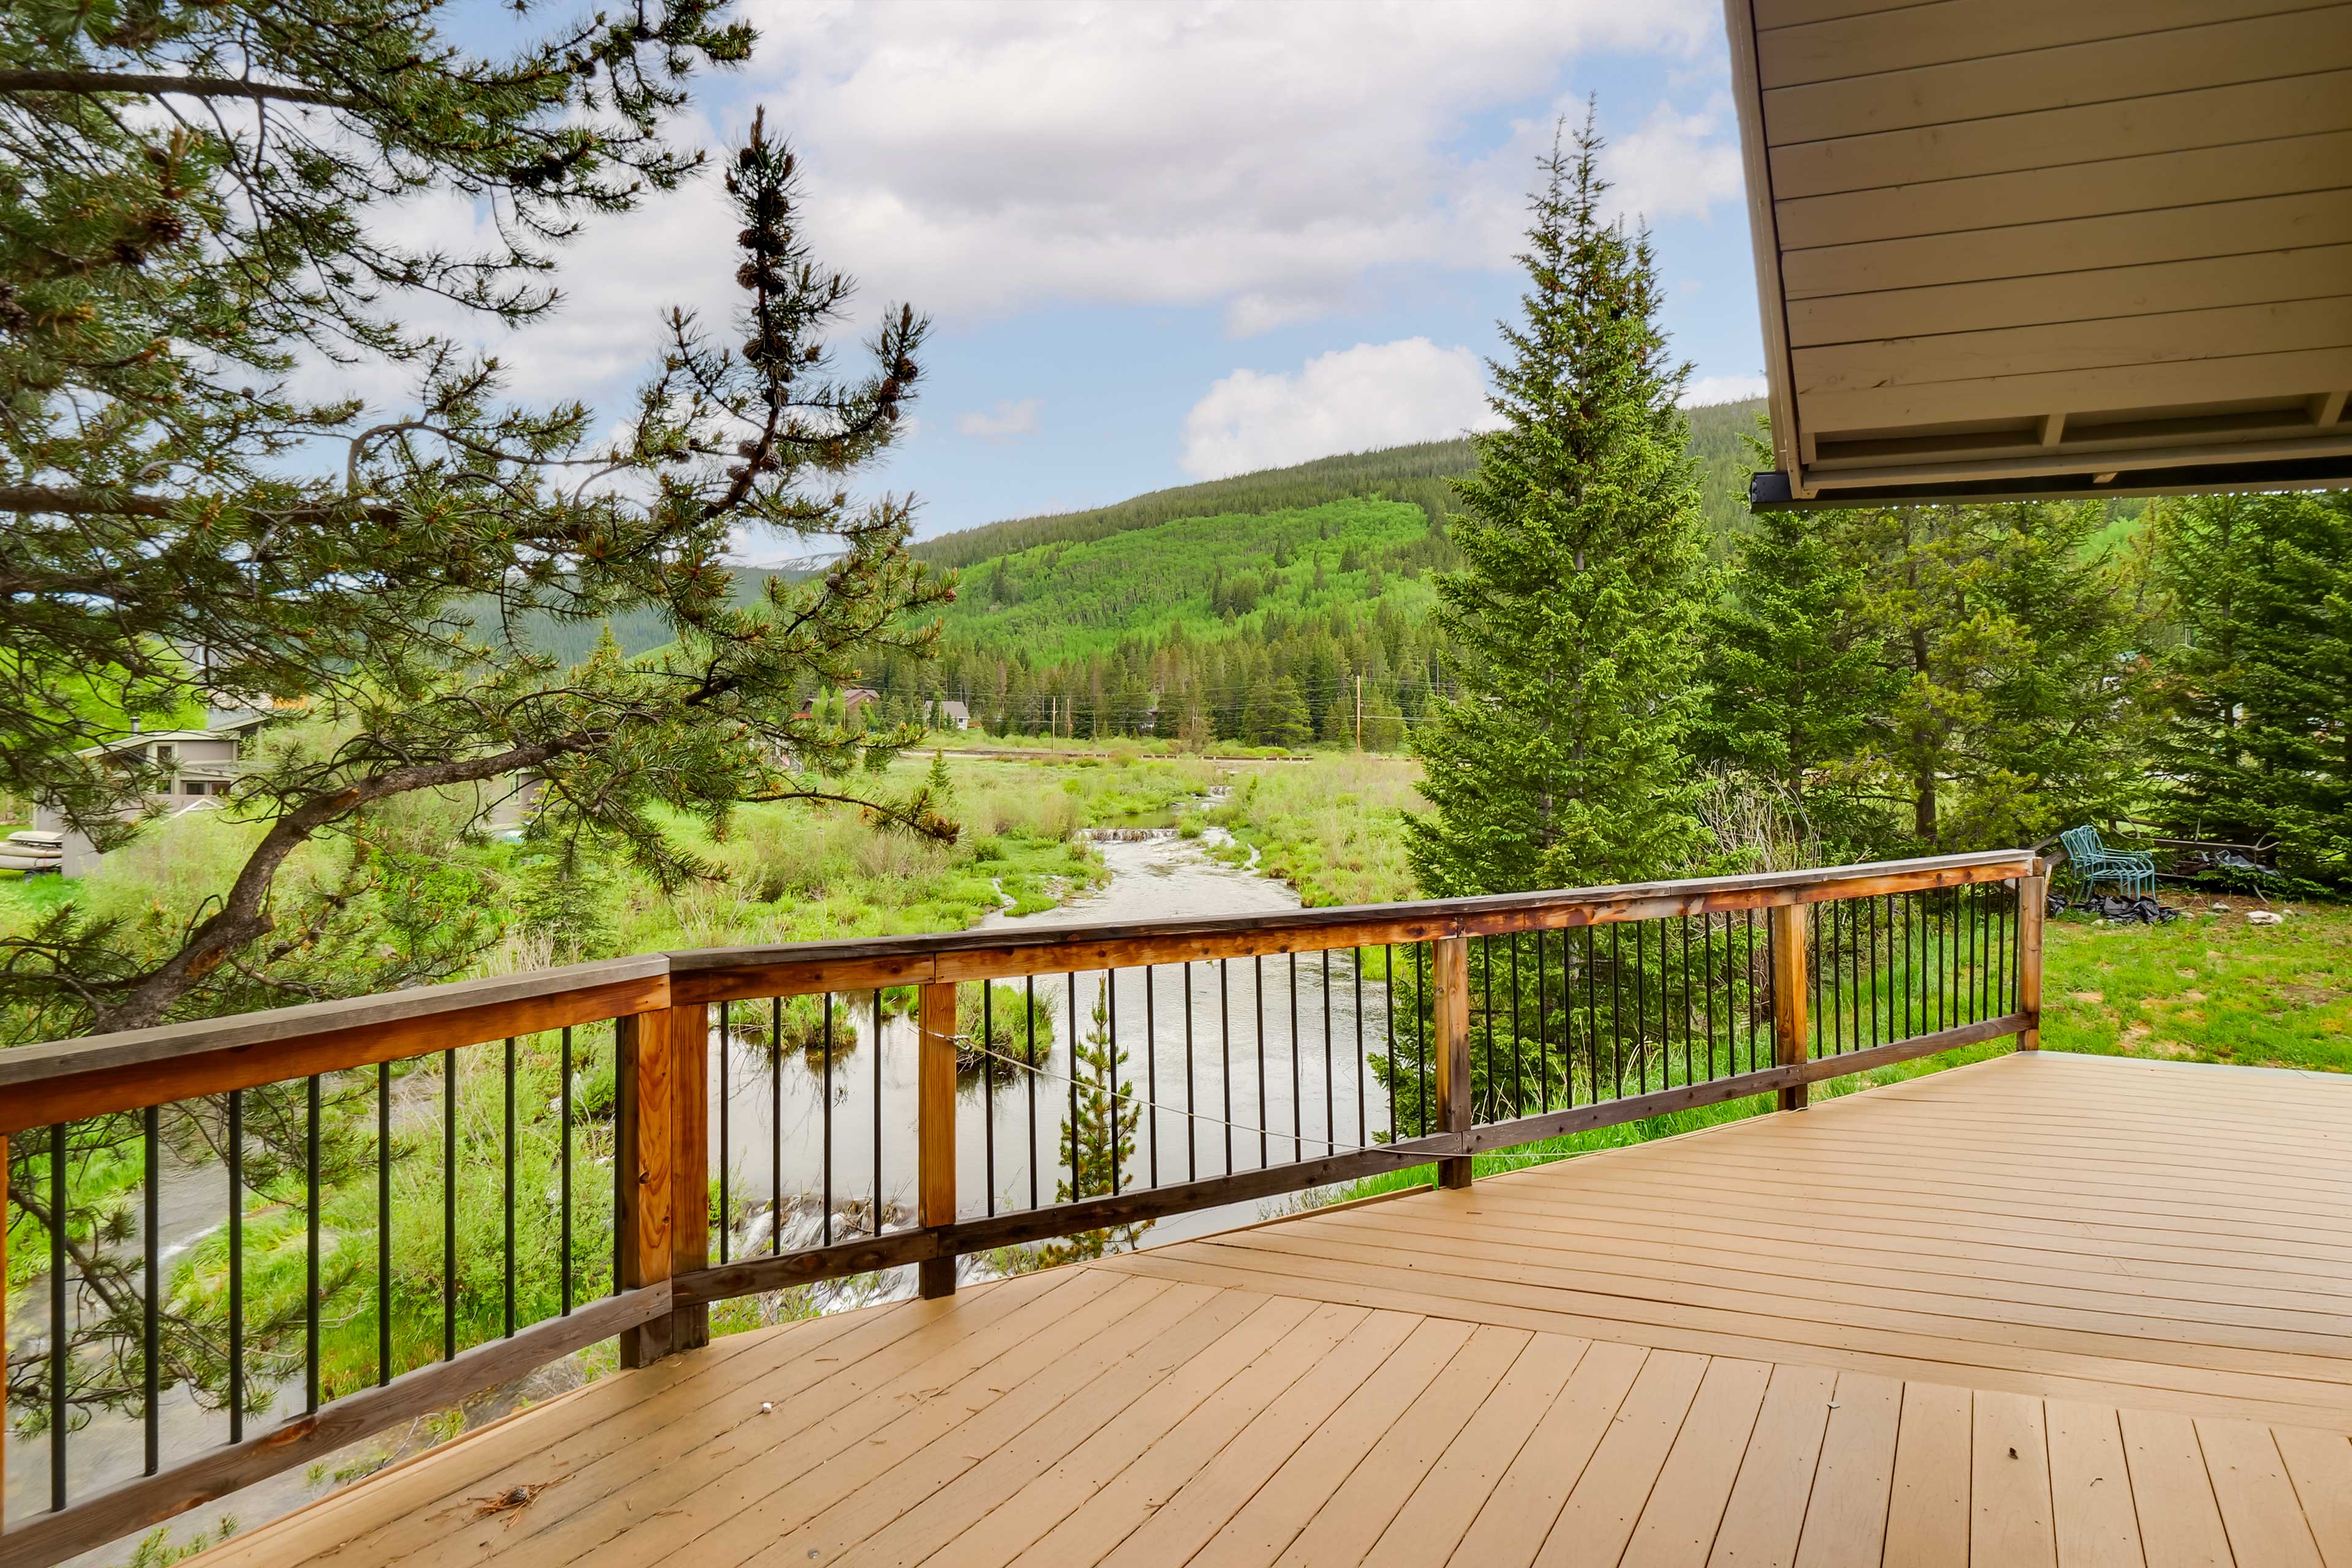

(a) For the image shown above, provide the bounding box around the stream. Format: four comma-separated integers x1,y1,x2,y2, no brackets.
12,801,1390,1555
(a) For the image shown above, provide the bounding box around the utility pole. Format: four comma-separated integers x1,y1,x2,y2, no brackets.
1355,674,1363,750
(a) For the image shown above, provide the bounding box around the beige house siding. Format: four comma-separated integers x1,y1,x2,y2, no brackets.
1727,0,2352,500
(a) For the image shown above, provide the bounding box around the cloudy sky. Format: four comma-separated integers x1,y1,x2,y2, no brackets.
444,0,1766,546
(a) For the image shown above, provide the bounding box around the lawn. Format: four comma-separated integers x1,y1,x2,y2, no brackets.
2038,894,2352,1074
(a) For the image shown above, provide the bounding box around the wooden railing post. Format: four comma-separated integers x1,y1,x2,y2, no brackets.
918,982,958,1298
614,1009,673,1366
669,1003,710,1349
2018,867,2047,1050
1433,936,1472,1189
1771,903,1810,1111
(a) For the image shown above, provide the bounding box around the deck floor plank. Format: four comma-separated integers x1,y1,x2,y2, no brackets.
184,1054,2350,1568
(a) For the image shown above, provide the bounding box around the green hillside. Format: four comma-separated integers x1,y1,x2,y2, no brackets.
938,497,1439,667
916,397,1766,570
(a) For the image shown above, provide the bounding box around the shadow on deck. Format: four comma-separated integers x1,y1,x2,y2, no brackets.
197,1053,2352,1567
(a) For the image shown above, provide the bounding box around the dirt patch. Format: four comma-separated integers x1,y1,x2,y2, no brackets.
2068,990,2105,1005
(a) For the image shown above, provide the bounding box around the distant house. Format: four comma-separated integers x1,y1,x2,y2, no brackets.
794,687,883,725
933,699,971,731
32,706,548,872
34,709,271,876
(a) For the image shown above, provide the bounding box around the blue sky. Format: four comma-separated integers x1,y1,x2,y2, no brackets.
409,1,1765,551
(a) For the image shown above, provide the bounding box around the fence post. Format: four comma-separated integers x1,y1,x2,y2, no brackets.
1771,903,1810,1112
2018,866,2046,1050
1433,935,1473,1189
669,1003,710,1349
918,982,959,1298
614,1009,674,1366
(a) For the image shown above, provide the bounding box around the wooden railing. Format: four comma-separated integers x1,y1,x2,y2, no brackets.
0,848,2044,1566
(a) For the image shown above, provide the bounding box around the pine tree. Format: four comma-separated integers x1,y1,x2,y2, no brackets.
2150,490,2352,879
1265,677,1314,748
1034,986,1147,1265
1697,453,1897,851
1406,110,1707,897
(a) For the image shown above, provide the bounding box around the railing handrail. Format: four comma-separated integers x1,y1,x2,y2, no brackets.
0,848,2035,1118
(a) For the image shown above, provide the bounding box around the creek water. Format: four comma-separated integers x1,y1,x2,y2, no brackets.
12,805,1393,1552
713,824,1397,1261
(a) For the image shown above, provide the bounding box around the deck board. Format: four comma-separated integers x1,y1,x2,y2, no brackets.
198,1054,2350,1567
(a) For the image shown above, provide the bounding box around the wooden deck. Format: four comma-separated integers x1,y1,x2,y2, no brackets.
200,1052,2352,1567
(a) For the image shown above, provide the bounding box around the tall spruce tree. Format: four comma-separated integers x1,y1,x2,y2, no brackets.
1405,111,1707,897
1696,437,1896,851
2150,489,2352,879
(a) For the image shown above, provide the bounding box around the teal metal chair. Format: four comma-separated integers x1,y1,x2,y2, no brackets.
2059,824,2155,899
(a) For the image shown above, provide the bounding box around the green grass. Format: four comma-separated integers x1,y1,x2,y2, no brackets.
1204,753,1423,907
2038,895,2352,1073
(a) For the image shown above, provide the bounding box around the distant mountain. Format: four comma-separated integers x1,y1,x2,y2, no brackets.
530,398,1768,665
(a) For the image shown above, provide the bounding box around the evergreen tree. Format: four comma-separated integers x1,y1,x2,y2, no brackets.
1697,462,1896,851
1841,502,2139,851
1406,111,1707,897
1034,985,1148,1265
2150,490,2352,879
1265,677,1313,748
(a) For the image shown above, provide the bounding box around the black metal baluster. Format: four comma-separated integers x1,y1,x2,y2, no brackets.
1535,931,1550,1113
503,1038,516,1336
1415,944,1430,1136
50,1121,66,1510
1869,899,1882,1048
1902,894,1914,1039
1678,918,1693,1085
1746,911,1761,1070
230,1092,244,1441
1352,949,1366,1146
1220,960,1234,1172
1585,925,1600,1104
143,1102,159,1474
1811,907,1825,1059
443,1048,456,1362
823,992,835,1244
1288,952,1302,1161
1509,933,1524,1117
307,1071,321,1410
717,1003,729,1267
1025,978,1039,1210
1481,939,1497,1120
1108,970,1120,1196
1702,915,1717,1080
984,984,998,1215
769,1000,782,1253
560,1029,573,1314
1763,911,1778,1076
1254,955,1268,1168
1322,951,1335,1152
1183,962,1198,1183
1610,925,1625,1098
1145,967,1158,1185
872,989,884,1235
1635,923,1648,1092
381,1060,394,1373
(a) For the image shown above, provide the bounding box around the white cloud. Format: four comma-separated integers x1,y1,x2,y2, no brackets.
954,398,1044,442
300,4,1746,421
734,0,1724,337
1682,374,1768,407
1180,337,1502,480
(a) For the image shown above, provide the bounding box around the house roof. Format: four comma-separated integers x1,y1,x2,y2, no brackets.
1723,1,2352,508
